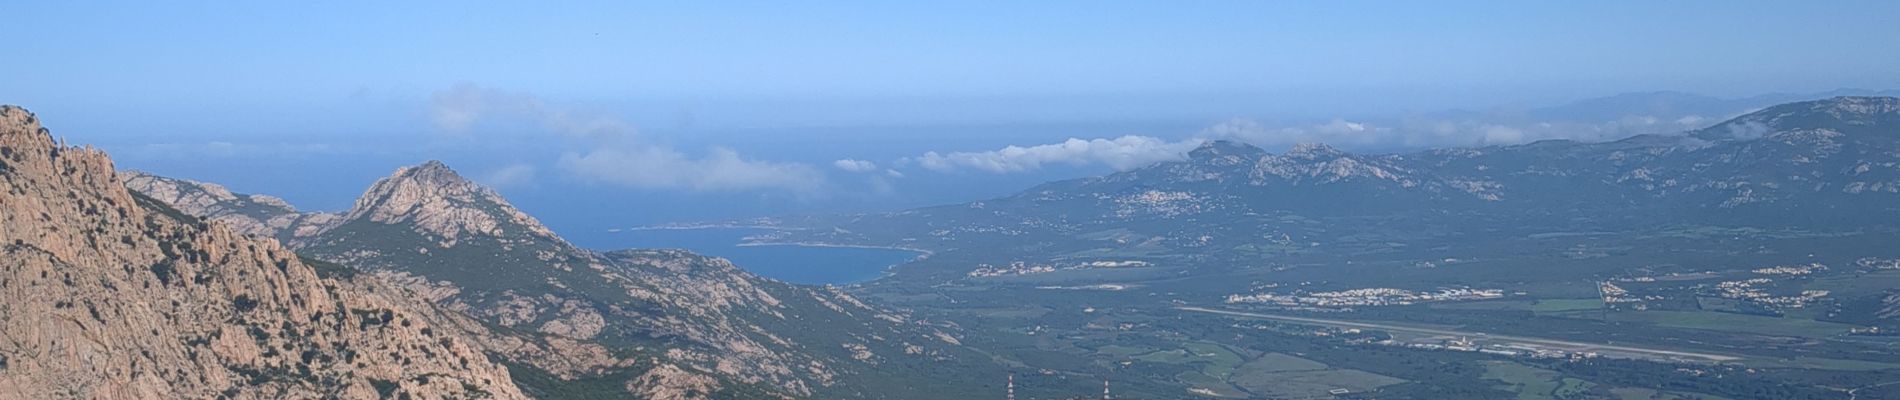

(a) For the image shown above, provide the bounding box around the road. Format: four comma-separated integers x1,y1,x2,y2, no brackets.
1177,306,1743,362
1848,379,1900,400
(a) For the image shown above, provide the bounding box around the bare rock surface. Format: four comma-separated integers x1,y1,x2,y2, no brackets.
0,106,526,400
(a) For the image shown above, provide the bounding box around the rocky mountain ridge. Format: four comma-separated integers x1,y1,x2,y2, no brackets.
122,171,340,243
0,105,527,399
125,155,995,398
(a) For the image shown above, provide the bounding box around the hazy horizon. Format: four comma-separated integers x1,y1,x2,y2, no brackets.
7,1,1899,245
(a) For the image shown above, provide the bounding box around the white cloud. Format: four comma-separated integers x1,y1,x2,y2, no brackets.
559,146,824,193
432,83,824,193
832,159,880,173
1204,117,1409,148
1481,125,1525,144
914,136,1200,174
1208,113,1720,149
430,83,633,140
479,163,537,188
909,111,1732,176
1721,121,1772,140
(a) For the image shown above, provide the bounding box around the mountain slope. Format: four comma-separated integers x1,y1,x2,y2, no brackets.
739,97,1900,281
0,106,526,399
130,161,996,398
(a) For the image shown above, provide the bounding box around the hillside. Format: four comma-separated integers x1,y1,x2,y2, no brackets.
127,161,998,398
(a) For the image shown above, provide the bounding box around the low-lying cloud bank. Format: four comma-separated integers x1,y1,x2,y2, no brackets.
477,163,538,189
559,146,824,193
430,83,826,193
428,85,1742,185
905,111,1721,174
914,136,1202,174
832,159,880,172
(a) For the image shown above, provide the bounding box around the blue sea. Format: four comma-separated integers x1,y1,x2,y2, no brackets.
606,228,921,285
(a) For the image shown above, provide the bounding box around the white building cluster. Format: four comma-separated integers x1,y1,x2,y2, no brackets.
1856,257,1900,270
968,260,1152,277
1713,278,1829,308
1751,263,1827,275
1226,287,1502,308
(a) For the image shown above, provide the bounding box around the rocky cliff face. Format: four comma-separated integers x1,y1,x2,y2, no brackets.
126,159,991,398
0,106,527,399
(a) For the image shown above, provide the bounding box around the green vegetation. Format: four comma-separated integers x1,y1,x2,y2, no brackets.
1607,311,1853,338
1484,361,1568,400
367,378,399,398
1532,299,1605,314
1752,356,1900,372
298,255,356,279
1121,341,1245,379
1233,352,1329,374
1433,299,1537,311
1232,369,1406,398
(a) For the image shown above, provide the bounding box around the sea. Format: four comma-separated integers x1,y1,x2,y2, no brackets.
604,227,922,285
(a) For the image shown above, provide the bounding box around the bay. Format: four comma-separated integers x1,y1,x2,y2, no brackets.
608,228,921,285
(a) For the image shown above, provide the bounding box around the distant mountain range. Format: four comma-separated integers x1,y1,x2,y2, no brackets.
1521,89,1900,123
734,97,1900,286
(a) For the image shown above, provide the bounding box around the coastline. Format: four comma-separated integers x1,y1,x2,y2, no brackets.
729,242,930,286
612,226,929,285
620,224,793,231
734,241,935,257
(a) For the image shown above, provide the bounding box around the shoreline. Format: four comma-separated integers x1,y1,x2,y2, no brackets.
734,241,935,257
614,227,932,286
618,224,793,232
737,242,934,287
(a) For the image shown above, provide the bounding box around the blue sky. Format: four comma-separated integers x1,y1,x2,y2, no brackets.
4,1,1898,247
12,2,1900,118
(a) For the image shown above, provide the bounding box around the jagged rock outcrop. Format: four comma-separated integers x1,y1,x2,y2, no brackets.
339,161,557,248
0,106,527,399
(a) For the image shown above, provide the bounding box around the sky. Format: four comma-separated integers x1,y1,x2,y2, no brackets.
4,1,1899,247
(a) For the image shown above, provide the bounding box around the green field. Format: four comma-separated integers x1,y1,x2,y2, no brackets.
1116,341,1246,379
1431,299,1536,311
1607,310,1855,338
1231,368,1406,399
1483,361,1596,400
1531,298,1605,313
1097,344,1153,357
1750,356,1900,371
1807,269,1900,296
1233,352,1330,374
1116,344,1406,398
1608,387,1731,400
1184,342,1246,378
